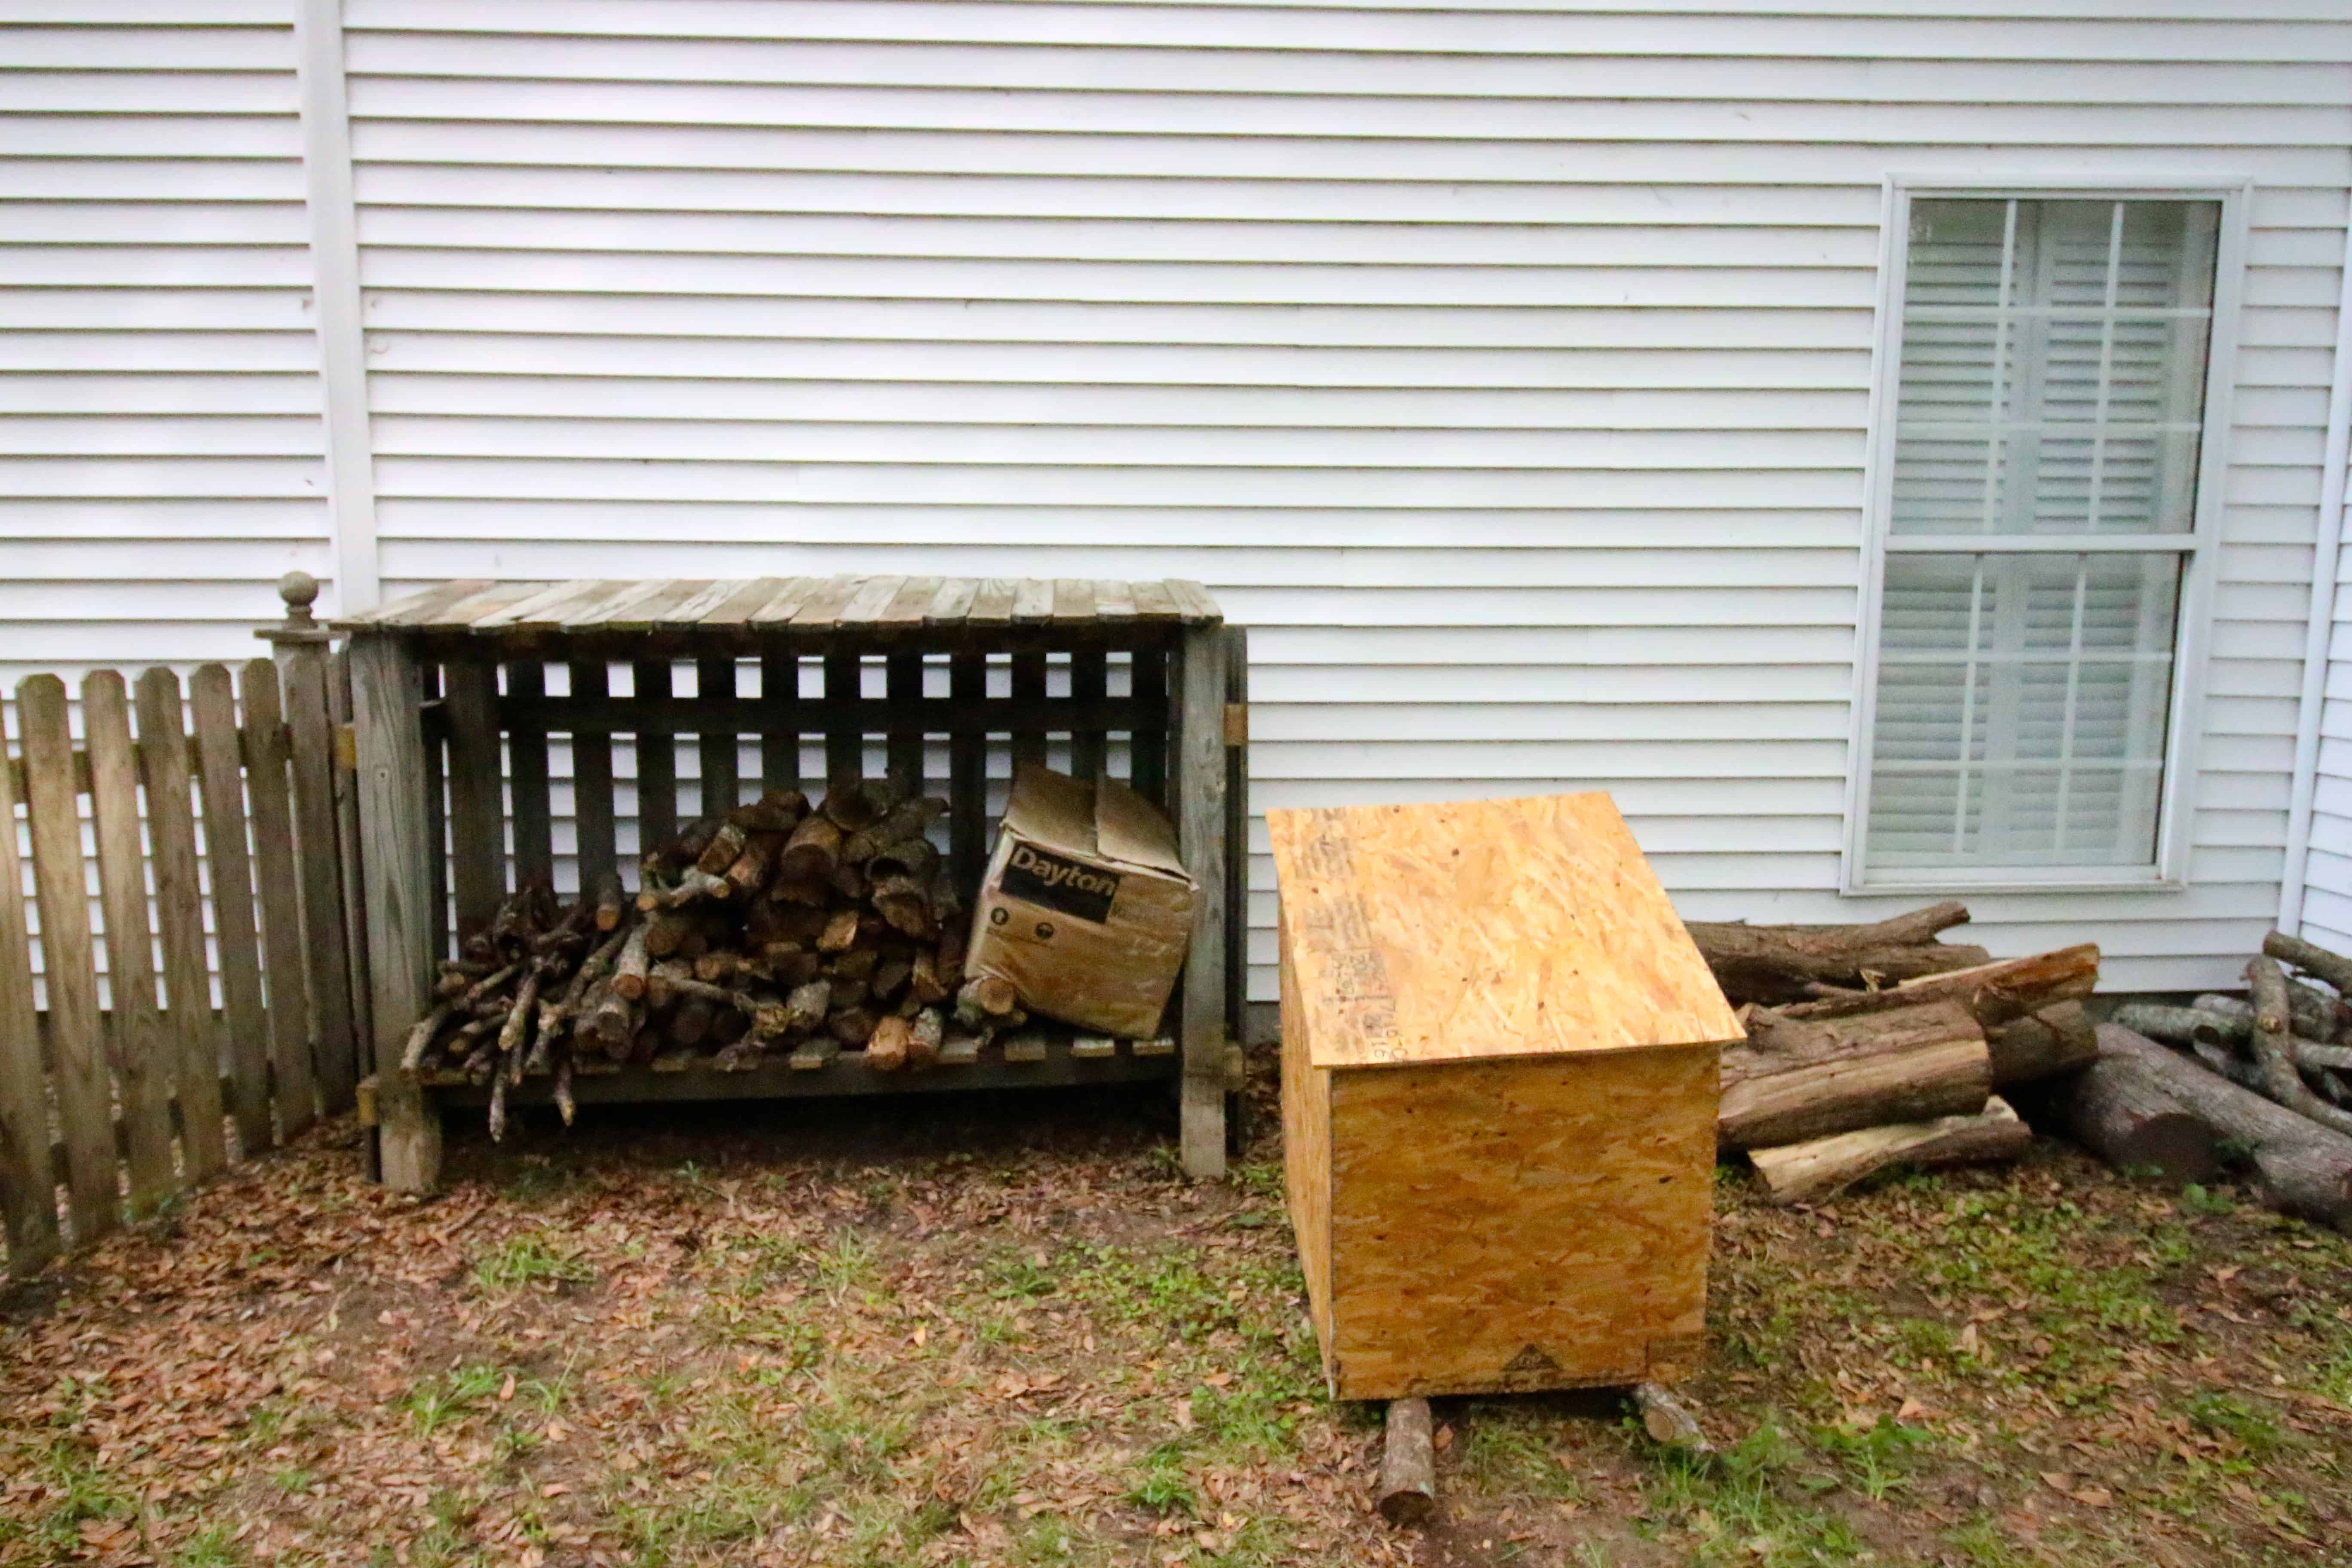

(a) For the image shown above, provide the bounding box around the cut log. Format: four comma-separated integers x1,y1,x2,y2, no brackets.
2095,1024,2352,1233
591,870,627,932
872,873,935,940
730,787,808,833
724,831,784,899
611,922,652,1001
830,1006,879,1047
868,1014,913,1072
1376,1398,1437,1526
1631,1384,1712,1455
1984,1001,2098,1087
907,1008,943,1070
957,974,1021,1027
695,821,748,877
2064,1054,2218,1188
1719,999,1990,1150
2263,931,2352,1014
779,813,844,882
1780,944,2100,1029
1685,902,1988,1006
643,910,696,960
2192,989,2343,1048
2246,957,2352,1138
908,947,950,1005
818,908,862,954
820,776,892,833
869,836,939,885
1748,1096,2028,1204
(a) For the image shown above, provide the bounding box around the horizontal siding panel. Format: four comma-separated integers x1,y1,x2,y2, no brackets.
0,414,329,457
370,458,1864,508
0,373,322,414
0,71,298,114
1253,702,1852,742
0,456,322,498
0,498,330,539
0,245,313,288
0,115,300,159
340,2,2352,64
345,34,2352,107
0,158,307,200
2,200,309,245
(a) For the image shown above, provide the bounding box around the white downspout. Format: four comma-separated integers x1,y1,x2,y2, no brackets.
294,0,380,613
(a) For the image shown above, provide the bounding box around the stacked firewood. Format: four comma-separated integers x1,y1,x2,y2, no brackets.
1690,904,2100,1204
399,777,1009,1138
2071,932,2352,1234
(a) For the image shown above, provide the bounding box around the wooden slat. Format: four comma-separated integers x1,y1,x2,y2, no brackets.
1223,625,1250,1050
486,578,626,634
748,576,821,626
603,580,710,635
281,641,360,1113
788,575,865,629
1130,581,1183,622
16,676,114,1241
569,658,617,895
760,647,800,795
441,657,506,941
420,660,449,961
561,578,679,631
85,671,177,1213
1011,650,1047,778
633,658,677,850
698,576,784,629
189,664,272,1154
1175,628,1230,1179
240,658,315,1137
656,579,747,633
886,652,925,790
1093,579,1137,622
1167,580,1224,625
881,575,941,628
927,579,979,626
135,668,226,1180
0,687,60,1275
838,575,907,628
375,579,496,628
1052,579,1097,625
1011,579,1055,625
823,652,862,784
327,647,374,1130
966,578,1018,628
422,581,536,631
1071,645,1107,782
506,660,554,885
949,652,986,893
348,637,441,1191
1130,644,1168,807
337,580,482,628
698,654,739,815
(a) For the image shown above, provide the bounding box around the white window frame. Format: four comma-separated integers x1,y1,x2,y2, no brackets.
1841,175,2250,896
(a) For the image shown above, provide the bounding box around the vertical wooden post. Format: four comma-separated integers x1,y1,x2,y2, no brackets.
823,651,861,785
1070,644,1107,782
505,658,554,888
570,658,616,895
1130,642,1167,807
698,653,739,815
240,658,316,1137
0,695,61,1274
760,647,800,796
190,665,275,1155
327,646,374,1103
441,654,506,940
349,633,441,1192
85,671,177,1213
948,653,986,892
263,573,361,1112
17,677,115,1241
633,656,677,852
135,667,229,1180
885,651,924,793
1175,622,1229,1179
1010,650,1047,778
1224,625,1250,1054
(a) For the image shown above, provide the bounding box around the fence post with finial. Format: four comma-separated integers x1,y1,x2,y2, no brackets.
258,570,363,1120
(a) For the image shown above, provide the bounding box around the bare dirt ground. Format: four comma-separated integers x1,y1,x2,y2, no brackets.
6,1053,2352,1567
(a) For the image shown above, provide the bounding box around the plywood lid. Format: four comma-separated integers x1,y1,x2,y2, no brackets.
1267,792,1741,1069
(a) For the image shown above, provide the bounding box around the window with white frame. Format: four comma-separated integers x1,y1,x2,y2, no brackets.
1852,191,2227,887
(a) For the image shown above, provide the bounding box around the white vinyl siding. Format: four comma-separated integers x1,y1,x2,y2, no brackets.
3,3,2348,996
0,6,330,683
1856,192,2227,886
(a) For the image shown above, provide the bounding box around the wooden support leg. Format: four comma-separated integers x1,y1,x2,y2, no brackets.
1377,1397,1438,1525
349,634,444,1193
1176,625,1229,1179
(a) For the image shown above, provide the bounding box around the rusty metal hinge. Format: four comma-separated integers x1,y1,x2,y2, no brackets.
1222,702,1248,747
334,723,358,773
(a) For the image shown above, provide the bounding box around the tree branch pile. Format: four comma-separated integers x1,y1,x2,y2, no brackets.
2065,929,2352,1232
1706,908,2098,1204
401,776,974,1138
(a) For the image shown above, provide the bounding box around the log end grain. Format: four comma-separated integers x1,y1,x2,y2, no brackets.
1376,1398,1437,1527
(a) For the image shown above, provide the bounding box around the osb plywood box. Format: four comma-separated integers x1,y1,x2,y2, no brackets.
1268,792,1741,1402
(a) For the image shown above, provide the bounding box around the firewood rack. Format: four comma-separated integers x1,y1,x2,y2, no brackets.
334,577,1246,1191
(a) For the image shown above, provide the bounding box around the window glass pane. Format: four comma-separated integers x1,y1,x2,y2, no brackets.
1890,197,2218,536
1868,551,2180,869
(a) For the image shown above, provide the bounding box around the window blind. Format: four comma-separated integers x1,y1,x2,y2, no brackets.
1865,197,2217,875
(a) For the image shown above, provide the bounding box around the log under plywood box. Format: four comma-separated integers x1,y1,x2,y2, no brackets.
1268,792,1741,1402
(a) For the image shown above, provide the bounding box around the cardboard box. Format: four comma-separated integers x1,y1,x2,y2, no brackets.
967,766,1197,1037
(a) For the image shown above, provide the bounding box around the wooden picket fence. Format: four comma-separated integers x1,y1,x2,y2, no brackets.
0,614,368,1277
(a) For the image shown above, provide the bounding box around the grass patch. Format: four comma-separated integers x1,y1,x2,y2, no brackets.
471,1232,594,1293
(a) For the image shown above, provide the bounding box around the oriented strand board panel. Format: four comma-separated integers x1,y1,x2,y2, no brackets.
1268,793,1743,1069
1326,1046,1717,1401
1279,905,1335,1352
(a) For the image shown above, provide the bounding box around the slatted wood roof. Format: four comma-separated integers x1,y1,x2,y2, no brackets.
331,576,1223,637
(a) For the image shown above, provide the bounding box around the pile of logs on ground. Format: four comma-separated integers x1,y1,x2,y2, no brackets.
1691,904,2099,1204
399,776,1060,1138
2068,932,2352,1234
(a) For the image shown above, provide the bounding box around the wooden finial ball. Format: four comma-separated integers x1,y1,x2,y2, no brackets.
278,570,320,625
